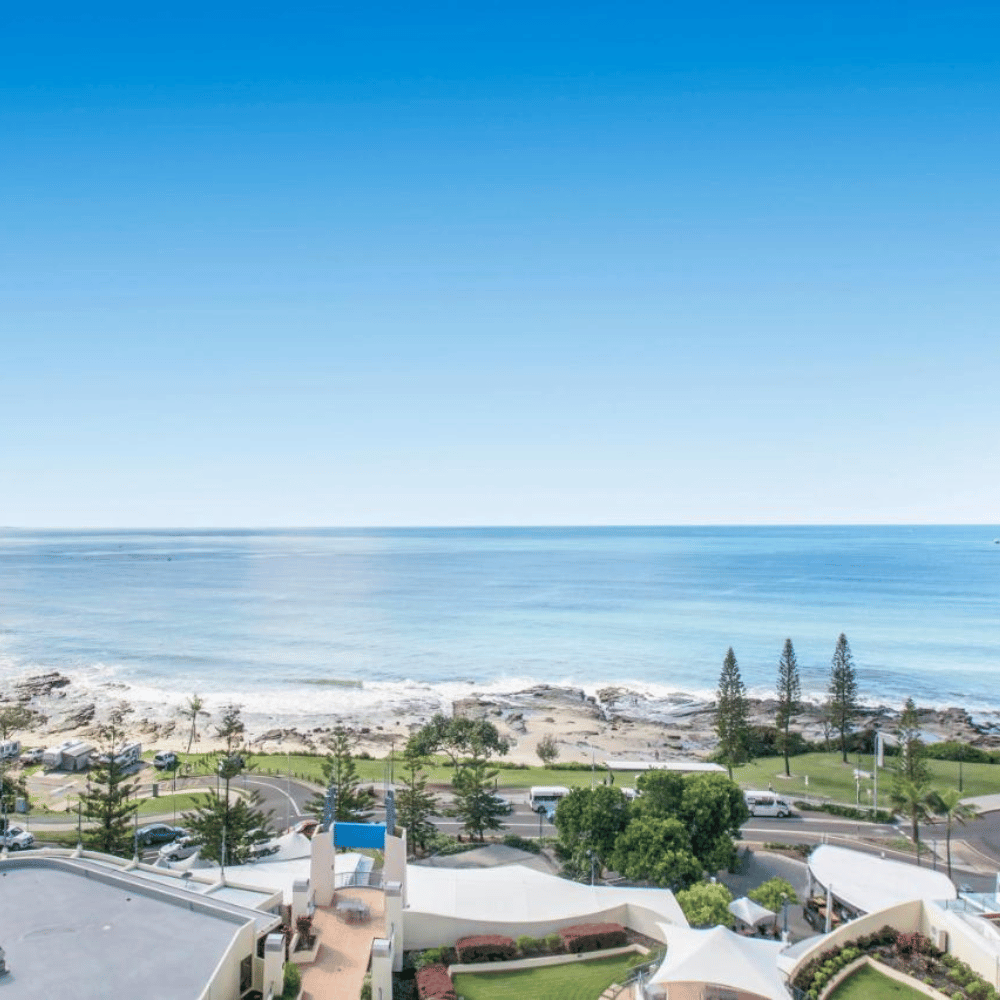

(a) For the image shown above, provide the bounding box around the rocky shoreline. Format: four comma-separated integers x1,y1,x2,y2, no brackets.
2,670,998,764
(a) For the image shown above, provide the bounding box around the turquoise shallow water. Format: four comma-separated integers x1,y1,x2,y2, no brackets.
0,526,997,719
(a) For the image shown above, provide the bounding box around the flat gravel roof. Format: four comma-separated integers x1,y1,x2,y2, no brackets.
0,860,250,1000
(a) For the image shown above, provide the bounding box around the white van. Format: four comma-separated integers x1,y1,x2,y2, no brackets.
744,790,792,818
529,785,571,817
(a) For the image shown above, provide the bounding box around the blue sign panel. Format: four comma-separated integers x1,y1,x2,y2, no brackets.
334,822,386,849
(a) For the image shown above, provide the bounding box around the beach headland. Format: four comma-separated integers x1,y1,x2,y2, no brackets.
2,669,998,765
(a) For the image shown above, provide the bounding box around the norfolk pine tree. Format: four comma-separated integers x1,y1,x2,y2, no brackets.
828,633,858,763
305,729,376,824
775,638,801,777
80,719,140,856
716,647,750,779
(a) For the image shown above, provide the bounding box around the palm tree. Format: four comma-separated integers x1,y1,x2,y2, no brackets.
181,693,209,753
891,777,935,866
931,788,977,880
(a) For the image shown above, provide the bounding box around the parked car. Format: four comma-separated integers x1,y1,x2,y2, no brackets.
19,748,44,765
158,835,200,862
136,823,187,847
1,826,35,851
152,751,179,770
247,838,281,860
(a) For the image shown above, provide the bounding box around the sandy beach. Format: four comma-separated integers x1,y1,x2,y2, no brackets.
3,670,997,766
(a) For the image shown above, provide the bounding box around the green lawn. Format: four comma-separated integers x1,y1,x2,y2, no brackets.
135,792,205,816
452,954,639,1000
830,964,927,999
733,752,1000,806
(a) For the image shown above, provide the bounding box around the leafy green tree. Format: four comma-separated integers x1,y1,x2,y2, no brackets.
0,770,29,830
715,647,750,778
80,721,140,856
305,730,376,824
180,693,209,753
406,713,509,766
891,777,935,866
775,638,801,777
182,705,273,865
828,633,859,763
631,770,686,821
931,788,976,881
553,785,631,866
675,881,733,928
449,758,509,841
0,705,33,740
535,734,559,766
680,772,749,873
396,749,439,856
610,816,702,889
748,876,798,923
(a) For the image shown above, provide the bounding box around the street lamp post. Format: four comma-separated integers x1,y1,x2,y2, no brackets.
782,893,789,936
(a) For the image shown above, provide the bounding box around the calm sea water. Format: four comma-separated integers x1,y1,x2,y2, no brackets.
0,526,997,721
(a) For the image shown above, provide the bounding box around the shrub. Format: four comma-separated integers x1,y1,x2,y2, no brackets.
559,922,628,954
281,962,301,1000
413,948,446,970
360,973,372,1000
455,934,516,963
516,935,545,955
545,933,563,952
502,833,542,854
415,964,457,1000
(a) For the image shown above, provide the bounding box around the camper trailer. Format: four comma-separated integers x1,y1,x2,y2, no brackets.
94,742,142,771
42,740,94,772
0,740,20,761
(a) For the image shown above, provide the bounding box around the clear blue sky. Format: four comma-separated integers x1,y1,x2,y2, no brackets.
2,2,998,526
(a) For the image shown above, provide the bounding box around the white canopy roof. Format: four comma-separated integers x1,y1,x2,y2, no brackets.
809,845,956,914
730,895,776,926
406,862,686,927
647,924,789,999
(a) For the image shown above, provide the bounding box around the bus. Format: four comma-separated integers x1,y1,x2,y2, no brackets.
744,790,792,818
529,785,571,817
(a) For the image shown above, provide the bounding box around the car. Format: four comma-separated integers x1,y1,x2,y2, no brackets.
158,835,200,862
136,823,187,847
19,748,44,765
247,839,280,860
1,826,35,851
152,751,178,770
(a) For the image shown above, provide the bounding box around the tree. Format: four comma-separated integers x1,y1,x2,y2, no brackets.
0,705,32,740
828,633,859,763
775,638,801,777
715,647,750,778
536,734,559,767
610,817,702,890
0,769,28,830
183,705,273,865
631,770,686,821
680,772,749,873
305,730,376,824
406,713,509,767
675,881,733,928
449,758,510,841
180,693,209,753
396,749,439,857
553,785,631,866
79,720,140,856
931,788,976,881
891,697,933,863
748,876,799,928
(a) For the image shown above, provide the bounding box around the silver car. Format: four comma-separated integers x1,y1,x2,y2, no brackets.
157,835,200,862
1,826,35,851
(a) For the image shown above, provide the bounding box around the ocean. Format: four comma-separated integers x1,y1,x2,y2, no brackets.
0,526,997,725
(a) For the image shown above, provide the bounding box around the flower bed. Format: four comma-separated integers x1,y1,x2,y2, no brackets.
793,927,1000,1000
559,922,628,954
455,934,517,963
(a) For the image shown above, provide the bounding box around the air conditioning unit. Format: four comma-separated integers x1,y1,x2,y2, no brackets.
933,928,948,951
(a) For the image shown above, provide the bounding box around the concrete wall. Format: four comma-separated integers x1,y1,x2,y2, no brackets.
920,902,1000,989
197,921,257,1000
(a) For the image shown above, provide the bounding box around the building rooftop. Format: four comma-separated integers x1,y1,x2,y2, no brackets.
0,854,276,1000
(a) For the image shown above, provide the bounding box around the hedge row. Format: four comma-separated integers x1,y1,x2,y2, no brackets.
455,935,517,963
416,964,456,1000
559,922,627,954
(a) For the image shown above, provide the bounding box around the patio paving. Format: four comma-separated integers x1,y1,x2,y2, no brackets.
301,889,385,1000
